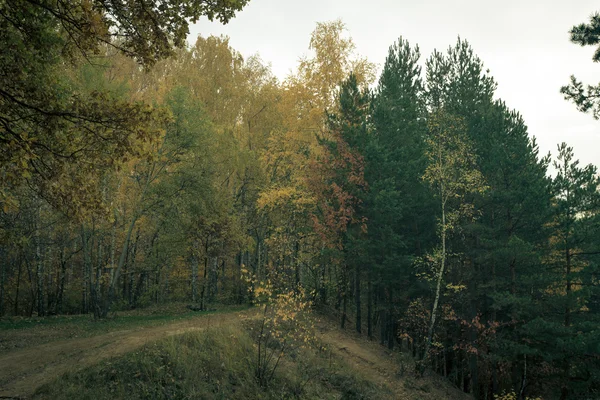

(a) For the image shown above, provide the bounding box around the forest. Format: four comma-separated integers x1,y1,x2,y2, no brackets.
0,0,599,399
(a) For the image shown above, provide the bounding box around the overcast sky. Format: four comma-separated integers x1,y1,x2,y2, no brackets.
189,0,600,172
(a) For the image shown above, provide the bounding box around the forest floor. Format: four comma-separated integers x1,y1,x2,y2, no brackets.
0,306,469,399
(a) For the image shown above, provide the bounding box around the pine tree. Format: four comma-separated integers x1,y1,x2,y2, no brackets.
369,37,433,347
561,12,600,119
539,144,600,399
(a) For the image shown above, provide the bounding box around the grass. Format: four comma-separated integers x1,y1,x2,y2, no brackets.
0,303,249,352
33,321,391,400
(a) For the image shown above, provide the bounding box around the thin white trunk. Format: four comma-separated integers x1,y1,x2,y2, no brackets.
424,173,447,363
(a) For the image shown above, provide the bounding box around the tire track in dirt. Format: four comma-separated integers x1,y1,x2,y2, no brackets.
0,312,241,398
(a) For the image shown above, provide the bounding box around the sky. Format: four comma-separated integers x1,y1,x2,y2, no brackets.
189,0,600,172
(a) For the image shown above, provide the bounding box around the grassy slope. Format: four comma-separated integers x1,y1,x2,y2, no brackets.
33,315,469,400
0,303,247,352
34,322,388,400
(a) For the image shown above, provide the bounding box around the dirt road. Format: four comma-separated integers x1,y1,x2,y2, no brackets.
317,321,469,400
0,312,240,398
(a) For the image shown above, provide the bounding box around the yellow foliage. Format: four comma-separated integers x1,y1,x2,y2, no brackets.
243,271,317,386
494,391,543,400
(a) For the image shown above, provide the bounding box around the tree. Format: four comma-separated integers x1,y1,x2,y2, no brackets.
543,143,600,399
370,37,433,346
96,85,217,316
255,20,375,309
310,73,369,329
0,0,249,215
423,39,553,398
2,0,249,67
561,12,600,119
297,20,376,118
475,103,553,398
421,110,487,366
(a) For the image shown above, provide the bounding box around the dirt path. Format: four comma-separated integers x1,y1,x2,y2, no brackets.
317,321,469,400
0,312,240,399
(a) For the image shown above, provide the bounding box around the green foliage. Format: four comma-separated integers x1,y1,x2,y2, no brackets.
534,143,600,397
0,0,249,215
561,12,600,119
421,108,487,366
423,111,487,219
369,37,432,301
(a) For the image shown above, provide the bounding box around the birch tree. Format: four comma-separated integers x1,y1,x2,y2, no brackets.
421,110,487,365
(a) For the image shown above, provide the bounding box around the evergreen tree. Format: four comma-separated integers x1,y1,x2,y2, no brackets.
315,73,370,329
424,38,554,398
561,12,600,119
369,37,433,346
524,144,600,399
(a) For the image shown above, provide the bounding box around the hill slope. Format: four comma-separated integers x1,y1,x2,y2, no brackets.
1,309,469,399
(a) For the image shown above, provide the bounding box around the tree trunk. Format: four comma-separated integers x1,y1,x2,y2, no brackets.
424,199,446,363
191,246,199,303
122,257,128,304
24,254,35,317
14,255,22,315
294,241,300,288
355,262,361,334
560,247,572,400
0,250,5,317
367,268,372,339
103,214,138,317
340,265,347,329
469,316,479,398
341,287,347,329
209,256,218,303
133,271,146,306
36,219,45,317
56,252,67,315
81,225,90,314
380,306,386,346
200,236,209,311
565,247,572,327
237,252,243,304
256,239,262,281
387,286,394,350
